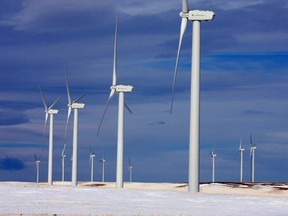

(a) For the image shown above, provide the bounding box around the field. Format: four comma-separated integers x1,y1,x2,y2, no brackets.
0,181,287,215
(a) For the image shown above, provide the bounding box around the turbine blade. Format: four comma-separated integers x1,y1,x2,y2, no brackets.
34,153,37,161
124,102,132,114
73,94,85,103
65,106,72,138
62,143,67,156
239,136,243,150
250,133,253,146
112,16,118,86
182,0,189,13
65,65,72,106
49,96,61,110
170,17,188,114
39,87,48,110
44,113,49,133
97,89,115,135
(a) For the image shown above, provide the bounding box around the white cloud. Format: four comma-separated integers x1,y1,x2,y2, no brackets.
0,0,115,32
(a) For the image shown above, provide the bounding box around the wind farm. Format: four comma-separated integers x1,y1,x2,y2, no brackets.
0,0,288,214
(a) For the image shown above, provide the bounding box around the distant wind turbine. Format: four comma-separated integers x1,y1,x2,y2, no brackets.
89,145,95,182
250,134,257,182
97,17,133,188
128,157,133,183
40,87,61,186
209,148,216,183
170,0,215,192
61,143,67,182
34,154,41,183
65,66,85,186
99,154,106,182
239,136,245,182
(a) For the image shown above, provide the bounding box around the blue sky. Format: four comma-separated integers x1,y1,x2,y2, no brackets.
0,0,288,183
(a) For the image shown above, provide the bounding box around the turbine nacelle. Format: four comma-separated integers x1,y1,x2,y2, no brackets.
111,85,133,93
189,10,215,21
210,153,216,157
70,103,85,109
180,10,215,21
47,109,59,115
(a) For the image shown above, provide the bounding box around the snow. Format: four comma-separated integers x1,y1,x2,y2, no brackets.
0,182,287,215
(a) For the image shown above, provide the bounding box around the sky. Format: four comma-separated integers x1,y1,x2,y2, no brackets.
0,0,288,183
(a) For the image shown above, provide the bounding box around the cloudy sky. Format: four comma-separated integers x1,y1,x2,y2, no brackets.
0,0,287,183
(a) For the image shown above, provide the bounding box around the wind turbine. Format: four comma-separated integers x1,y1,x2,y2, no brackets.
97,17,133,188
239,136,245,182
89,145,95,182
170,0,215,192
40,87,61,186
209,148,216,183
128,157,133,183
65,66,85,186
99,154,106,182
34,154,41,183
61,143,67,182
250,134,257,182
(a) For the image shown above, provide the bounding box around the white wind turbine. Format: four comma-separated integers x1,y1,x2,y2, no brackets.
209,148,216,183
89,145,95,182
40,87,61,186
170,0,215,192
61,143,66,182
128,157,133,183
250,134,257,182
65,66,85,186
239,136,245,182
97,17,133,188
34,154,41,183
99,154,106,182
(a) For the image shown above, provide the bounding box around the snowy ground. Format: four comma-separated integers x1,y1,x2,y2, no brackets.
0,181,287,215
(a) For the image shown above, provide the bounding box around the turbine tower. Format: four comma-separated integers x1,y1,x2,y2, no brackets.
250,134,257,182
99,155,106,182
171,0,215,192
89,145,95,182
40,87,60,186
97,17,133,188
34,154,41,183
61,143,67,182
128,157,133,183
238,136,245,182
65,66,85,186
209,148,216,183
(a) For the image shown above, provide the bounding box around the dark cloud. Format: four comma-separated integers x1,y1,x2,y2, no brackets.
0,157,26,171
242,110,272,116
0,110,30,126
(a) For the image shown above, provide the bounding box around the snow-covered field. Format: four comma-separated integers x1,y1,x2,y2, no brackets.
0,181,287,215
